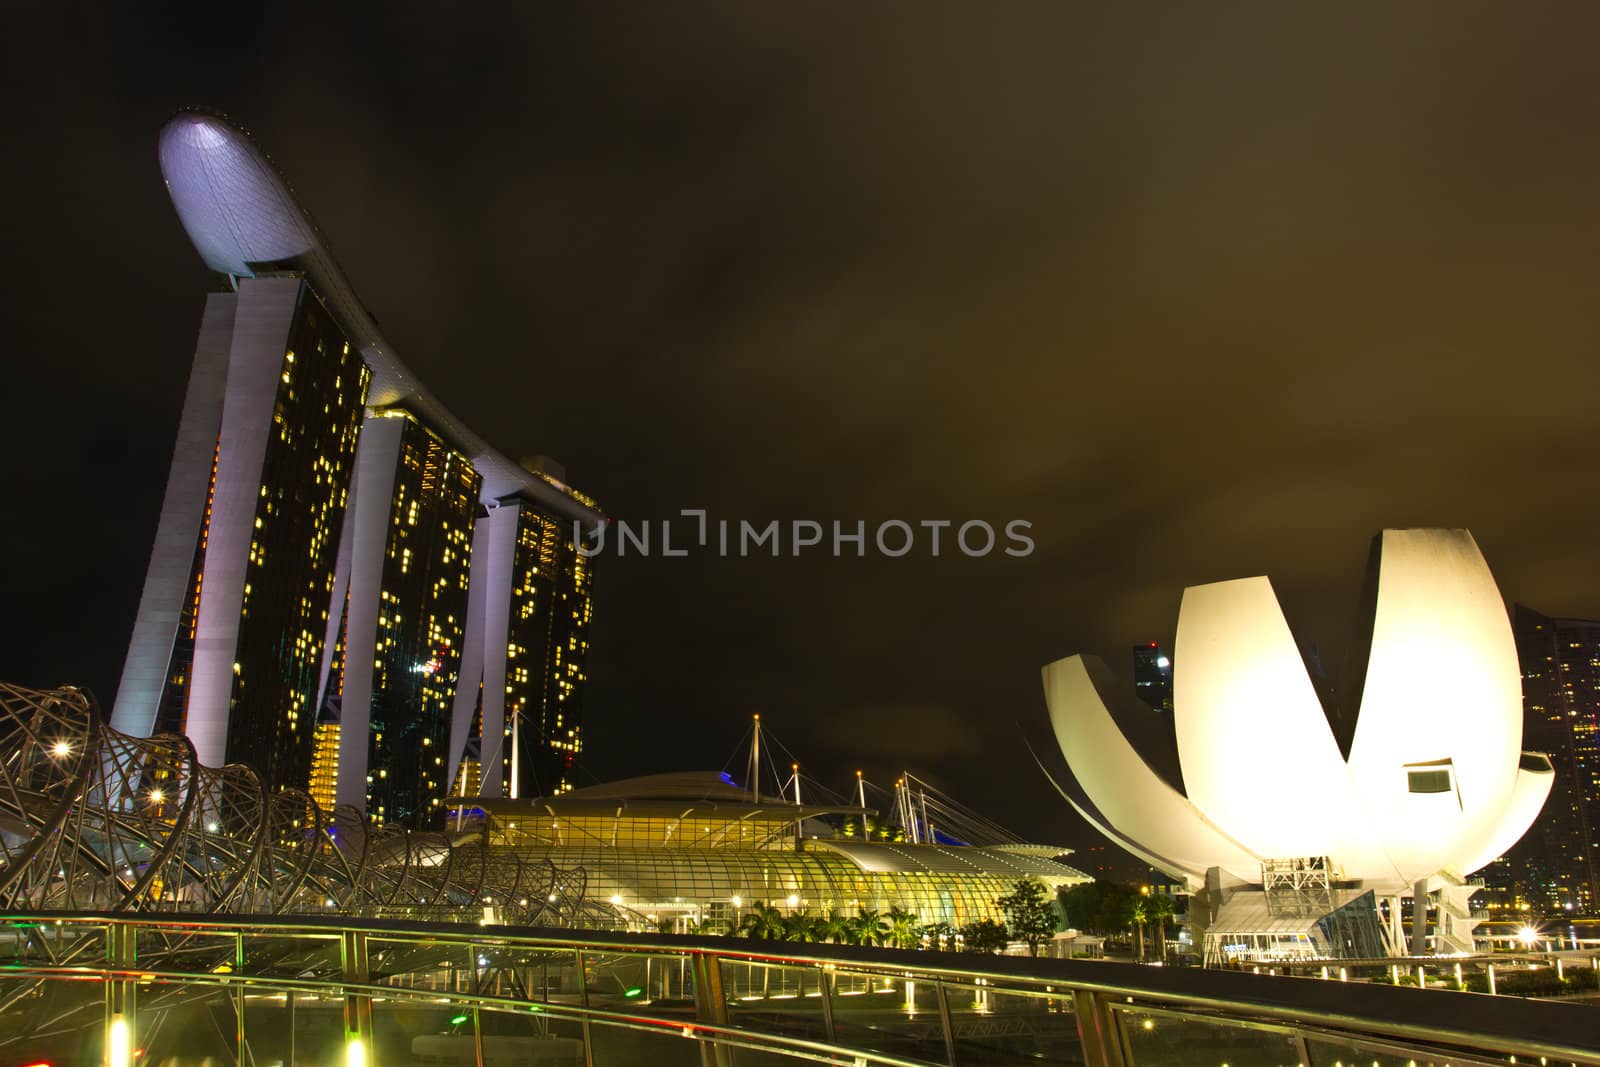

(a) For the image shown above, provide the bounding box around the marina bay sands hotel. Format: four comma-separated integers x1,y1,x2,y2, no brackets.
113,113,604,828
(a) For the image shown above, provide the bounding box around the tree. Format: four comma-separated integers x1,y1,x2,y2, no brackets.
739,903,787,941
782,909,821,942
1095,888,1129,937
1146,892,1175,962
1060,881,1130,935
923,921,956,951
850,909,890,947
885,906,921,950
998,879,1058,957
1122,896,1148,961
819,909,852,945
958,918,1010,954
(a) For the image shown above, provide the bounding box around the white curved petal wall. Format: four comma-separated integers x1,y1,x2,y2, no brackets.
1346,530,1524,885
1042,655,1262,885
1044,528,1546,899
1174,576,1360,860
1456,762,1555,879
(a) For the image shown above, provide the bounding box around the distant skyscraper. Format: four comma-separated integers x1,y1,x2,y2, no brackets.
114,113,604,827
1487,606,1600,914
1132,643,1173,712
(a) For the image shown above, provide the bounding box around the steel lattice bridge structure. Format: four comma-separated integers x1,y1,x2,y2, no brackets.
0,682,587,924
0,682,1596,1065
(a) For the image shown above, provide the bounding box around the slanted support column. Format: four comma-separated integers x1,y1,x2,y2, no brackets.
934,981,957,1066
692,951,733,1067
187,277,306,767
105,923,137,1067
316,477,358,717
1386,894,1404,956
1072,989,1126,1067
334,415,405,809
1412,879,1429,956
341,929,372,1064
112,292,235,738
446,516,495,796
473,505,521,797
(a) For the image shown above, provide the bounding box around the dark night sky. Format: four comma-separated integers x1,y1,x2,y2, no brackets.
4,4,1600,854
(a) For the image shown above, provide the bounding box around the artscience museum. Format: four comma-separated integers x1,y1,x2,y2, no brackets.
1042,528,1553,964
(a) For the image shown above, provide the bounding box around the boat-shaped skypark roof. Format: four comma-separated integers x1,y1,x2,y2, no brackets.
158,111,603,528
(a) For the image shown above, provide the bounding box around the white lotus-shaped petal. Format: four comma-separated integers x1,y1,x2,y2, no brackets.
1042,655,1261,885
1043,528,1551,895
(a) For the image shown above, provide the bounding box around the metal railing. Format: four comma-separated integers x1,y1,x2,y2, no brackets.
1,912,1597,1067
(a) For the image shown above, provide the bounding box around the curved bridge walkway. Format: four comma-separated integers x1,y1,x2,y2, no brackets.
0,912,1596,1066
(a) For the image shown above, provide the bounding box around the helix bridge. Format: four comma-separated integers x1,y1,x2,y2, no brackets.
0,681,590,925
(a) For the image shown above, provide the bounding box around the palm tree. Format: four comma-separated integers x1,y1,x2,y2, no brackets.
850,908,890,947
886,906,921,950
739,903,787,941
783,909,821,942
819,909,852,944
1146,893,1175,963
1122,896,1148,961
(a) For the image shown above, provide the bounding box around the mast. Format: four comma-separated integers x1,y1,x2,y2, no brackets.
856,770,869,839
896,778,913,843
792,761,803,847
919,787,933,845
750,714,761,804
510,709,522,800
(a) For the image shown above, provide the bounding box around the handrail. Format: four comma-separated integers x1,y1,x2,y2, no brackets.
3,911,1598,1066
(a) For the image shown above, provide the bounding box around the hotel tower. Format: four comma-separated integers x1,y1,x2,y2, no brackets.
113,113,603,827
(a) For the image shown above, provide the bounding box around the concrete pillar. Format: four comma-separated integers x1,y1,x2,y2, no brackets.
446,516,495,797
1412,879,1428,956
112,293,235,738
473,505,521,797
187,277,306,768
334,415,405,809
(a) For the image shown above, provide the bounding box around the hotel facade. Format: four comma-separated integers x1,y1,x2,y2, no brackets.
113,113,602,828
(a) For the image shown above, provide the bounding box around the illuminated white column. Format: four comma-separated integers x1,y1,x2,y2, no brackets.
315,487,357,716
112,292,235,737
473,504,521,797
445,516,494,797
333,415,404,810
1412,879,1428,956
186,277,305,767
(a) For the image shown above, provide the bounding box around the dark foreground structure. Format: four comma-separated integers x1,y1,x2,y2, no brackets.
2,680,1595,1064
1,913,1597,1066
